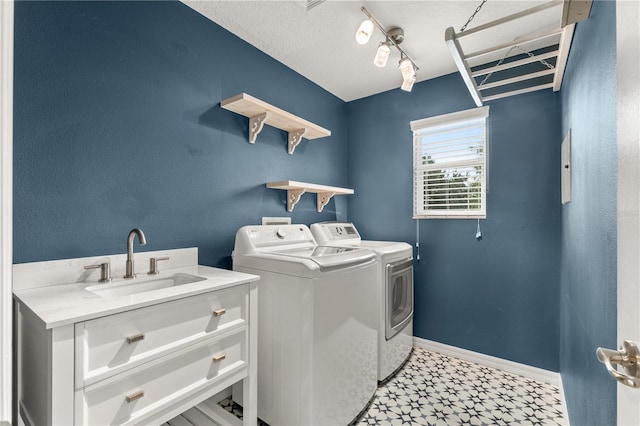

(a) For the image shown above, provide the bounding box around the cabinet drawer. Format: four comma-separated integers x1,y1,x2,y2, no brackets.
76,329,246,426
76,285,247,386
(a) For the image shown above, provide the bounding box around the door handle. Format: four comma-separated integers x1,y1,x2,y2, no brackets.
596,340,640,388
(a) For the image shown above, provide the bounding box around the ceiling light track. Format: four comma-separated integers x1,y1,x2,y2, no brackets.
360,7,419,72
306,0,326,12
356,6,419,92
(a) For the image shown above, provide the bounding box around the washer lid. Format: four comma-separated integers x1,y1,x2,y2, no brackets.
358,240,413,258
272,245,375,271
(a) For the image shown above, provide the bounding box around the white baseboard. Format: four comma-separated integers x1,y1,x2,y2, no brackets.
556,371,571,426
413,337,560,385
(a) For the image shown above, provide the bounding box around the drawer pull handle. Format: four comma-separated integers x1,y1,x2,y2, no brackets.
125,390,145,403
212,353,226,363
213,308,226,317
126,333,145,344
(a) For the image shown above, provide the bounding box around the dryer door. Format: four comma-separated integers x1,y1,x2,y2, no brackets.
385,258,414,340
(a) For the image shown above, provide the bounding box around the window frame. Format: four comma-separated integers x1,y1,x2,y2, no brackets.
411,106,489,219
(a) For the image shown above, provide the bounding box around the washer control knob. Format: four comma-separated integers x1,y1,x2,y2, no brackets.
276,229,287,239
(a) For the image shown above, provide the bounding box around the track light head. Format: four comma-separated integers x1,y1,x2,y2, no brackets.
401,75,416,92
399,56,416,92
355,19,374,44
374,41,391,67
399,57,415,79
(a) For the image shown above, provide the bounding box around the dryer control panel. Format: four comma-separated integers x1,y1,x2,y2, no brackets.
311,222,361,245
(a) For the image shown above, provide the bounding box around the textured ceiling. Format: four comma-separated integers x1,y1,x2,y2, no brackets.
182,1,562,101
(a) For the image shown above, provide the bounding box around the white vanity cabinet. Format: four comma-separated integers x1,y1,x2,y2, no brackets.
14,248,258,426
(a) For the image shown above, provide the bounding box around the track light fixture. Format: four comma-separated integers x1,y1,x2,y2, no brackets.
355,6,419,92
398,57,415,79
355,19,374,44
401,75,416,92
398,56,416,92
374,41,391,67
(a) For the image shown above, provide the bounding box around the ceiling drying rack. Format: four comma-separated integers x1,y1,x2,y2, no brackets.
445,0,592,106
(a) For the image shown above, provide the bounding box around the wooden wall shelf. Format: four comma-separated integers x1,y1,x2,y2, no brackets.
221,93,331,154
266,181,353,212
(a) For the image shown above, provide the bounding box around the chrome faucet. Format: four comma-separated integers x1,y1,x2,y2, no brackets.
124,228,147,279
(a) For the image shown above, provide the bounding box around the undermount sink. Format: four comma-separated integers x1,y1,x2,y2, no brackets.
87,273,207,298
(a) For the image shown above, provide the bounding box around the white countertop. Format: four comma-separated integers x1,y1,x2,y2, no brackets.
13,249,259,329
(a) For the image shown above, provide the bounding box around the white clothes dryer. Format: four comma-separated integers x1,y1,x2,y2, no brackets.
311,222,414,383
233,224,378,425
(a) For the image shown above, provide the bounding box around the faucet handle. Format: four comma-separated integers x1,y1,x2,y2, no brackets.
85,262,112,283
148,257,170,275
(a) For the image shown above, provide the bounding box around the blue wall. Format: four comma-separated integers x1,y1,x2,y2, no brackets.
347,75,562,371
13,1,348,267
13,1,619,420
559,1,617,424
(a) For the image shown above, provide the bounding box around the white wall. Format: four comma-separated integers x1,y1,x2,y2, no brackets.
617,0,640,423
0,1,14,423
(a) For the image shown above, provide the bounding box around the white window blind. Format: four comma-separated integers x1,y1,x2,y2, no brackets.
411,106,489,219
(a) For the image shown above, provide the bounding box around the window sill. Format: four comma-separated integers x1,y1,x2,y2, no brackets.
413,214,486,220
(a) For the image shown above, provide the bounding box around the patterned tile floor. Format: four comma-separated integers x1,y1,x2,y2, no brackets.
356,348,566,425
220,347,567,426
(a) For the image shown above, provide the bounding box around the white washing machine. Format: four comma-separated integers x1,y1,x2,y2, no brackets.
311,222,414,383
232,224,378,425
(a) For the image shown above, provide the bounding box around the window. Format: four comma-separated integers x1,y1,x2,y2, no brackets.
411,106,489,219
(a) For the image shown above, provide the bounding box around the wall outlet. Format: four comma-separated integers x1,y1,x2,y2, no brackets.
261,217,291,225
